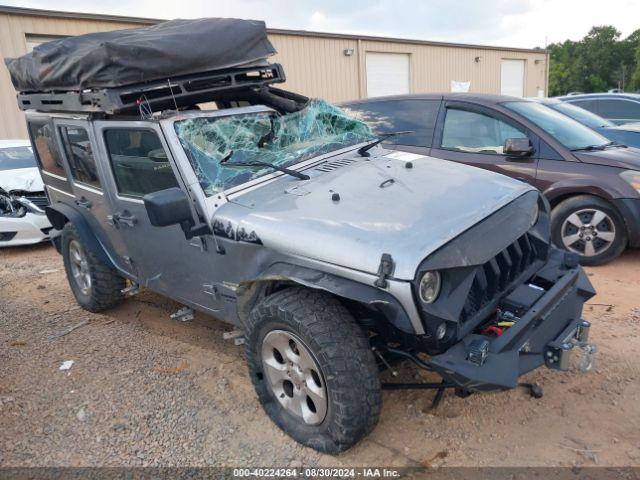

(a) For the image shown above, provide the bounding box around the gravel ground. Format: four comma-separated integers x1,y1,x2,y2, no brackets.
1,243,639,467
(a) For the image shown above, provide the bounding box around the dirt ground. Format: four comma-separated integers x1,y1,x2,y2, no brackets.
1,243,639,468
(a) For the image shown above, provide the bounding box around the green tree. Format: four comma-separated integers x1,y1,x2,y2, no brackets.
548,25,640,95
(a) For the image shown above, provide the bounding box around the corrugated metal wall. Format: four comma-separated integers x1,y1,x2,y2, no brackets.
0,10,548,139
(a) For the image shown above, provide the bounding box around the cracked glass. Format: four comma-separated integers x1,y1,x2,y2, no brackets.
174,100,374,196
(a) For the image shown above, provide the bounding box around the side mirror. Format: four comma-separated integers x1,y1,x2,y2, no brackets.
504,137,534,157
143,187,211,239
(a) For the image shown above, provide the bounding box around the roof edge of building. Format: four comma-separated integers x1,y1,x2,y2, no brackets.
0,5,548,54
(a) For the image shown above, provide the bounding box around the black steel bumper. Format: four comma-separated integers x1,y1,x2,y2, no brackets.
427,259,596,392
613,198,640,248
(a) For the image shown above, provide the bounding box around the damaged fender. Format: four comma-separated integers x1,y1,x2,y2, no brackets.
235,262,416,333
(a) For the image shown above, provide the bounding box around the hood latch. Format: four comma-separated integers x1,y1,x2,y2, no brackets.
374,253,395,288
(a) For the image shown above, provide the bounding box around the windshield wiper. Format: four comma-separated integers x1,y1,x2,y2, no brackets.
357,131,414,157
220,152,309,181
571,143,609,152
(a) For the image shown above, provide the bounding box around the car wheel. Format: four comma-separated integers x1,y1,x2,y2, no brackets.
61,223,126,312
244,287,381,454
551,195,627,266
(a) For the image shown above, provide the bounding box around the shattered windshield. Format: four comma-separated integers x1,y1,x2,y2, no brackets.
174,100,374,195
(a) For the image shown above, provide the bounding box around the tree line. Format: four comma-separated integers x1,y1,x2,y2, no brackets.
547,26,640,96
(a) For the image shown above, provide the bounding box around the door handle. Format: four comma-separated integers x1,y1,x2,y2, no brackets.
75,197,92,209
515,176,532,184
113,211,137,227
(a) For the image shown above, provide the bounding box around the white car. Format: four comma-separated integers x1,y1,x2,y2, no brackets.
0,139,52,246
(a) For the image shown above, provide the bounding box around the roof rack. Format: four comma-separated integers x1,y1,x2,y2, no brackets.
15,63,285,114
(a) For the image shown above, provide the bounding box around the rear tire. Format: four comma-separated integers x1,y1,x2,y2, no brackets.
61,223,126,312
244,287,381,454
551,195,627,266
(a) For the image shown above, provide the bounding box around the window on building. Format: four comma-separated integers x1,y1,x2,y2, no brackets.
28,121,66,177
441,108,526,154
104,129,178,197
59,126,101,189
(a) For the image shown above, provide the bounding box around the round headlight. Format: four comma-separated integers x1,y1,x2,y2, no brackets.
419,271,441,304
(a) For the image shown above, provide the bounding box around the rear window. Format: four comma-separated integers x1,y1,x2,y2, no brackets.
28,121,66,178
342,99,439,147
0,146,37,171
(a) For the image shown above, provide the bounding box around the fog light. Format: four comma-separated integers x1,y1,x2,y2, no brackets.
419,271,441,304
436,322,447,340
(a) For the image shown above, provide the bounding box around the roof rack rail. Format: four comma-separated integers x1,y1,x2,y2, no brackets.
15,63,285,114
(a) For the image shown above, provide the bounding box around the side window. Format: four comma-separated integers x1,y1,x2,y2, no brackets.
596,100,640,121
441,108,527,154
28,121,65,177
567,99,598,114
342,100,439,147
59,126,101,189
104,129,178,197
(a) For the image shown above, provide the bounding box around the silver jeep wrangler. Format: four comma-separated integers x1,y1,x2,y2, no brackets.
9,24,596,454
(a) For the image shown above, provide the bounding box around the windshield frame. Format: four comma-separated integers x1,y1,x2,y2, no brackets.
167,103,374,197
503,100,611,152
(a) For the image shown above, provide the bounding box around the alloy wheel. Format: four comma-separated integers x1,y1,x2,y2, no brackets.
261,330,328,425
68,240,92,295
561,208,616,258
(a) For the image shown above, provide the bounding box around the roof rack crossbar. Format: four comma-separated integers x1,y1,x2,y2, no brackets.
15,63,285,114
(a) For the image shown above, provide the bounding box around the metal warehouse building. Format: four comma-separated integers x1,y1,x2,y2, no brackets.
0,5,549,140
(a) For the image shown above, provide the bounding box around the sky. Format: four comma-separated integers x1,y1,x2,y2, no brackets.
4,0,640,49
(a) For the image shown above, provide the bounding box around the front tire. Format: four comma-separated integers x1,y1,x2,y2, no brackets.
551,195,627,266
61,223,126,312
244,287,381,454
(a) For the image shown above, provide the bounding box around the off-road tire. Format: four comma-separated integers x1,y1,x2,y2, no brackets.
61,222,126,312
244,287,381,454
551,195,627,266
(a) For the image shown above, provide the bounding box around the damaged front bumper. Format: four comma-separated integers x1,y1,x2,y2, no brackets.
427,255,596,392
0,212,52,246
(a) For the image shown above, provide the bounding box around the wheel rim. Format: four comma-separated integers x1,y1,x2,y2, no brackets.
561,208,616,258
68,240,92,295
261,330,328,426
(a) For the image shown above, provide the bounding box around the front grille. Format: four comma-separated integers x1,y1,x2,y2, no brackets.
460,233,541,323
23,192,48,209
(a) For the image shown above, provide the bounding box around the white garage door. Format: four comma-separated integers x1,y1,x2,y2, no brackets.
366,52,410,98
501,59,525,97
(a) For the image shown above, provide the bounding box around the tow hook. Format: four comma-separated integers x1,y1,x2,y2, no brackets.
545,320,597,372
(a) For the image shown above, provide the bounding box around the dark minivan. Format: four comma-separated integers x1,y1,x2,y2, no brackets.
342,94,640,265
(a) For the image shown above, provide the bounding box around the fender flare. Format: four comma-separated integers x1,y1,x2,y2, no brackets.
543,183,616,208
235,262,416,334
45,203,116,269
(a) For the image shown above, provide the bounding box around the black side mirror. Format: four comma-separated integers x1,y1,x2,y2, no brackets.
504,137,534,157
143,187,211,239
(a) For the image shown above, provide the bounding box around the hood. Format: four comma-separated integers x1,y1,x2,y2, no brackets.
573,146,640,170
0,167,44,193
217,150,536,280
